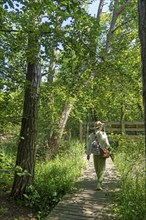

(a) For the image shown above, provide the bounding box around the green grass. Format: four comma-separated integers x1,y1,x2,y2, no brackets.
33,140,86,219
0,137,86,219
0,139,16,191
113,135,145,220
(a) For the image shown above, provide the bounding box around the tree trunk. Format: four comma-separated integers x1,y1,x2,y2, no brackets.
46,16,62,157
138,0,146,144
47,44,56,139
11,61,41,198
58,101,74,142
97,0,105,21
48,100,74,159
79,121,83,142
11,8,41,197
106,0,131,53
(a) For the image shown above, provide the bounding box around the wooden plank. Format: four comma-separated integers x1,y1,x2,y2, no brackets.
48,211,94,220
46,157,120,220
125,128,144,131
124,121,144,125
107,128,144,131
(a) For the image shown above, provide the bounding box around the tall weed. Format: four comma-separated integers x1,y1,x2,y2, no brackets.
113,135,145,220
0,138,17,190
0,137,86,219
24,139,86,219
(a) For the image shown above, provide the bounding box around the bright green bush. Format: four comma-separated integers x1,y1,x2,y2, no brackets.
24,139,86,219
113,135,145,220
0,137,86,219
0,139,16,191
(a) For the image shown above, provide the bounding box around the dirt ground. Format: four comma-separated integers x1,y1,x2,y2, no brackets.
0,191,37,220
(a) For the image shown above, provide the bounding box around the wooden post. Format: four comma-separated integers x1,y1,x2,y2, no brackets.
79,121,83,142
121,120,125,133
68,129,71,142
86,123,89,147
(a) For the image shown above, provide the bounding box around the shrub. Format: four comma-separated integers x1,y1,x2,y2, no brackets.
113,135,145,220
24,139,86,219
0,139,16,191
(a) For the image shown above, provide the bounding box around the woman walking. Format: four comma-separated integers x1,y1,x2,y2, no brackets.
86,121,110,190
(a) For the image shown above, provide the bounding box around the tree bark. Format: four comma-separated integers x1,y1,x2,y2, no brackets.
11,0,41,197
106,0,131,53
47,42,57,139
48,100,74,159
11,61,41,198
138,0,146,144
97,0,105,22
46,16,62,158
57,101,74,143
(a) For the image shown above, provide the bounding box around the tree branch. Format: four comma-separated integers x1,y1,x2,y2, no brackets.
111,15,137,33
0,26,52,35
116,0,132,16
106,0,132,54
0,27,20,33
97,0,105,22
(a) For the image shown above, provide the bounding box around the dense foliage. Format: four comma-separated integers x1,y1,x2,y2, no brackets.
0,0,143,135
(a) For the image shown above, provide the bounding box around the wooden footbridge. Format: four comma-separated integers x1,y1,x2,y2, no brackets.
46,156,121,220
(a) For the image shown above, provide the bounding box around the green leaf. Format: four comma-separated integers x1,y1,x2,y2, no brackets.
7,0,14,8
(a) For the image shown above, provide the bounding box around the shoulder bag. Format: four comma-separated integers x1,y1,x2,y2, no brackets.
99,146,110,158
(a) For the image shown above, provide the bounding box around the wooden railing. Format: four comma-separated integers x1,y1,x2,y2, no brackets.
80,121,144,143
104,121,144,135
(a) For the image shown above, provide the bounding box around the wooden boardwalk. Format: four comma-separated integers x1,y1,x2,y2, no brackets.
46,156,121,220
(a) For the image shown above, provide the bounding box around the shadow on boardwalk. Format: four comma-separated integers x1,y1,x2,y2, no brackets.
46,156,121,220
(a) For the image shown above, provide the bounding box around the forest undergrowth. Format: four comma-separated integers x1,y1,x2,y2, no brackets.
0,137,86,219
0,134,145,220
111,134,145,220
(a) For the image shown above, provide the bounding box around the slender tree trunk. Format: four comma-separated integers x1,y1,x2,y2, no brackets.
57,101,74,143
47,43,57,138
106,0,131,53
48,100,74,159
97,0,105,21
46,16,62,158
138,0,146,145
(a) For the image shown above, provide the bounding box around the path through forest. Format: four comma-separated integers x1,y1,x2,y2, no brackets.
46,156,121,220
